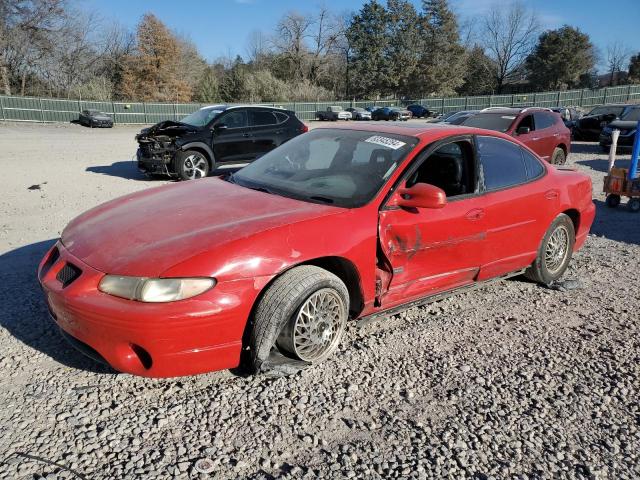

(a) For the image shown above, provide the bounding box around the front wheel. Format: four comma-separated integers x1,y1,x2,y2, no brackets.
551,147,566,165
248,265,349,374
174,150,210,181
605,194,621,208
524,213,575,285
628,198,640,213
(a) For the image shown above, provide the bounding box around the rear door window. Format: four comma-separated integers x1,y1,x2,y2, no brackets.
534,112,556,130
249,110,278,126
477,136,528,191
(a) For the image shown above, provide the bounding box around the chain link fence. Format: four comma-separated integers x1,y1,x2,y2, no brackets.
1,84,639,124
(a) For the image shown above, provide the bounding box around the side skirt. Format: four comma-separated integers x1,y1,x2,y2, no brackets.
356,268,527,328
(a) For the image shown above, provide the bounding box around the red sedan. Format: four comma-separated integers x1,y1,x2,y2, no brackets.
38,124,595,377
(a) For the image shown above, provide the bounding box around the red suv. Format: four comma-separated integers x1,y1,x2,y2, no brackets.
461,107,571,164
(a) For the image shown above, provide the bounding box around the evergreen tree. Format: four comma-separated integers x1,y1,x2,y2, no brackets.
525,25,594,90
459,46,497,96
413,0,465,97
119,13,192,101
385,0,421,97
194,66,220,103
346,0,391,98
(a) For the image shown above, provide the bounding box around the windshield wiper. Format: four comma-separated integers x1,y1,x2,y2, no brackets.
308,195,334,204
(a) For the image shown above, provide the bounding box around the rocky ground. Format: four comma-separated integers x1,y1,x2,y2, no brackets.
0,122,639,479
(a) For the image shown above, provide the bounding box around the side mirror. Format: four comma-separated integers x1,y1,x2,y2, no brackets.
214,123,228,132
394,183,447,209
516,126,530,135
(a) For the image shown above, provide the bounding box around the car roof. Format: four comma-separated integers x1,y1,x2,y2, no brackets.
314,122,516,143
200,104,287,111
477,107,553,115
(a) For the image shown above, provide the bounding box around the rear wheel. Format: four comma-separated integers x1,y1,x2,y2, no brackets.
174,150,209,181
525,213,575,285
248,265,349,374
551,147,566,165
628,198,640,213
605,194,621,208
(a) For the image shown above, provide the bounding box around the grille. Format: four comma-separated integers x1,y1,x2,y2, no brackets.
56,262,82,287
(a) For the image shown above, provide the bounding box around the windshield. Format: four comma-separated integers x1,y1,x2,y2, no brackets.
180,107,223,127
232,129,418,208
621,108,640,122
461,113,516,132
588,106,624,117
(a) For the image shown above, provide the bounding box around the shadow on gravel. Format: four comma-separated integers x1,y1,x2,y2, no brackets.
86,160,147,180
576,158,631,173
570,142,601,155
0,240,114,374
590,200,640,246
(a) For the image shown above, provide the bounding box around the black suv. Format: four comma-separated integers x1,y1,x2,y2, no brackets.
136,105,307,180
573,104,635,141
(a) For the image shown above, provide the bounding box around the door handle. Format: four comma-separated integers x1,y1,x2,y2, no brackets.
242,133,250,138
465,208,485,220
545,189,559,200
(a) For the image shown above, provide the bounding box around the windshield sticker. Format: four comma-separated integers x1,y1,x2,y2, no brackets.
365,135,406,150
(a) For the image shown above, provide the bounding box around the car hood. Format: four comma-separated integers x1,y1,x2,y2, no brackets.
61,178,339,276
137,120,200,140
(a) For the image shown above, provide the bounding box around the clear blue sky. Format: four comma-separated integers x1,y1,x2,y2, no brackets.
84,0,640,71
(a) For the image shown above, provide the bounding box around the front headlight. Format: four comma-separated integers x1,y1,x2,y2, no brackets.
98,275,215,302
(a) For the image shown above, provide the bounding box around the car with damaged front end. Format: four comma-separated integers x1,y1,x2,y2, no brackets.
39,123,595,378
136,104,307,180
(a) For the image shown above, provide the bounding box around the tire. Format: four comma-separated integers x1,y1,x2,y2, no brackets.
605,194,621,208
248,265,349,374
628,198,640,213
524,213,575,286
173,149,210,181
551,147,566,165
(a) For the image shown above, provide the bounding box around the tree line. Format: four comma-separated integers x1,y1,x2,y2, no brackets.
1,0,639,103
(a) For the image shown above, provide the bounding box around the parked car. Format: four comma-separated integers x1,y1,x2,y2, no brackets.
573,104,635,141
315,106,351,121
434,110,480,125
78,110,113,128
599,106,640,151
461,107,571,164
135,105,307,180
406,104,435,118
38,123,595,378
372,107,412,121
365,105,384,112
346,107,372,120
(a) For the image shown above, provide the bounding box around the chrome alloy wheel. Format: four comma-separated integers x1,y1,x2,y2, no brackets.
277,288,347,362
544,225,570,274
183,154,208,179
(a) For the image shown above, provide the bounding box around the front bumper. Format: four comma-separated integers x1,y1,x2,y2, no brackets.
136,148,174,175
37,242,261,377
599,131,636,148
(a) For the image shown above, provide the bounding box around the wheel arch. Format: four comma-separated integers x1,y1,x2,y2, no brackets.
179,142,215,169
562,208,580,233
557,143,568,155
237,255,365,372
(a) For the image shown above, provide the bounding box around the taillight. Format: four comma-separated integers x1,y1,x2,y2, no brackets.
299,124,309,133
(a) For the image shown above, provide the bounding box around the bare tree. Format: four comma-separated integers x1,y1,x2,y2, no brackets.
482,1,539,93
245,29,270,67
606,41,630,86
271,11,312,81
0,0,67,95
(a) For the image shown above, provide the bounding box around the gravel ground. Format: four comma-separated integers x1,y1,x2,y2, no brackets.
0,121,639,479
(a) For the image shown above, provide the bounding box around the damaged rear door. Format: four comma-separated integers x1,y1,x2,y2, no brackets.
376,137,487,307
